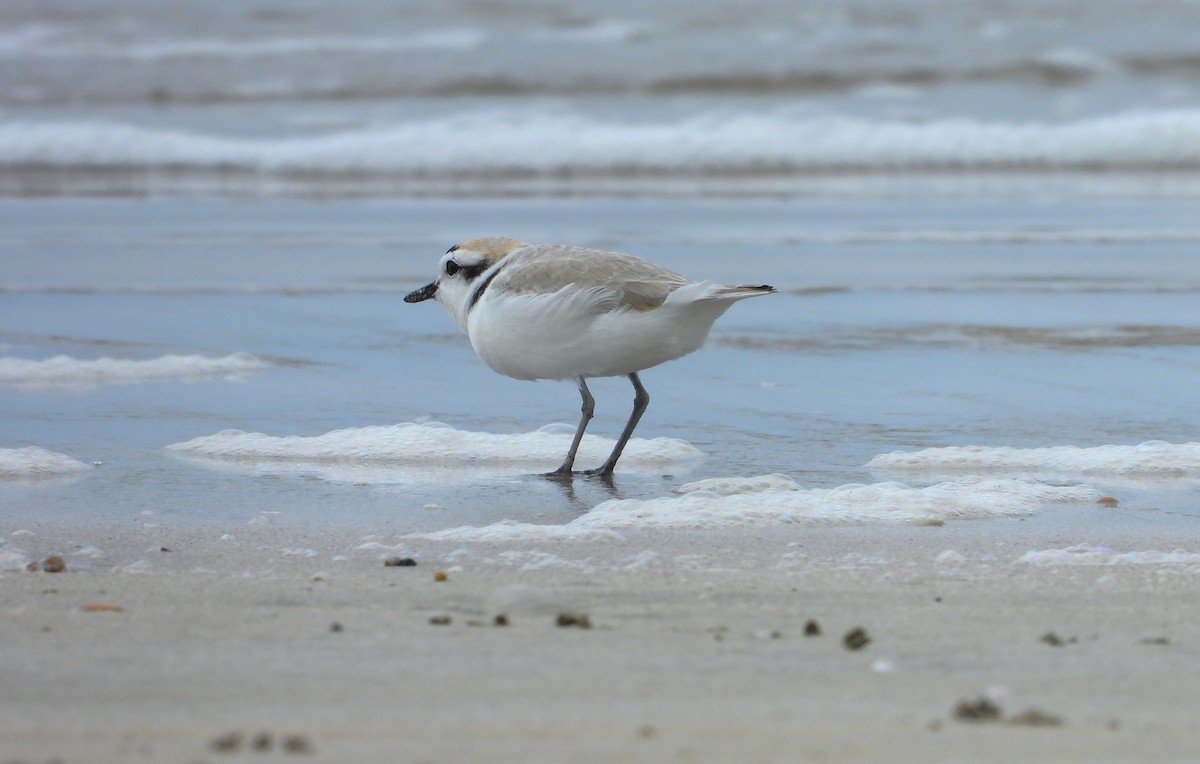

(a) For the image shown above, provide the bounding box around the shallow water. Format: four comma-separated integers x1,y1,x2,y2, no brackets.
2,0,1200,544
3,197,1200,538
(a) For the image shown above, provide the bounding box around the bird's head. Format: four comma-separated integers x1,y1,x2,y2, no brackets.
404,236,529,330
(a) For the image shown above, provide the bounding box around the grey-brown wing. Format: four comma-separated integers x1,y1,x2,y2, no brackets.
491,244,693,311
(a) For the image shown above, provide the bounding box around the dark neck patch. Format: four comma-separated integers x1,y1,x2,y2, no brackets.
467,261,507,312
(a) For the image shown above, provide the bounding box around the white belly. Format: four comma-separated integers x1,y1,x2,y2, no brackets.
466,286,734,381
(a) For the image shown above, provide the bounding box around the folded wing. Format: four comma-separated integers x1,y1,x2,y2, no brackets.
492,244,695,312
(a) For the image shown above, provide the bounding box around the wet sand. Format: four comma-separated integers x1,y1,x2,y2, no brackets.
4,520,1198,763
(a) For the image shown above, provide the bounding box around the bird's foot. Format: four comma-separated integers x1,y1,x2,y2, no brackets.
580,466,616,478
539,466,615,482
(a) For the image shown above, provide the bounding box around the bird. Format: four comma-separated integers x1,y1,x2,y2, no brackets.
404,237,774,478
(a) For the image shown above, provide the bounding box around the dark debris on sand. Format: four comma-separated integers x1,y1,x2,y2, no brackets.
953,696,1003,722
952,696,1065,727
556,613,592,629
1008,708,1065,727
842,627,870,650
211,730,314,755
28,555,66,573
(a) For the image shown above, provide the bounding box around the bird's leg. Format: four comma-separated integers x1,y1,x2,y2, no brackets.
587,373,649,477
546,377,594,477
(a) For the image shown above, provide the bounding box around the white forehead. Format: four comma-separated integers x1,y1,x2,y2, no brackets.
441,246,488,268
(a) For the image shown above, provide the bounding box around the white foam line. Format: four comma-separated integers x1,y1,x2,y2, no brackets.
1019,544,1200,567
0,446,92,480
0,30,486,60
869,441,1200,486
165,422,703,481
406,475,1100,541
0,352,268,389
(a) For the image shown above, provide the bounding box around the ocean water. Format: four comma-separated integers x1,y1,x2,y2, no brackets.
2,0,1200,545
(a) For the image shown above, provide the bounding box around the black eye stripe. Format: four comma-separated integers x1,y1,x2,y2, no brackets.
460,262,491,281
445,260,461,276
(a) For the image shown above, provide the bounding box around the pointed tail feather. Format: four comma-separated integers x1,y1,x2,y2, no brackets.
709,283,776,300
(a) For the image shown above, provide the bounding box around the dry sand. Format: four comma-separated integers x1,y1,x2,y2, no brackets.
3,519,1199,763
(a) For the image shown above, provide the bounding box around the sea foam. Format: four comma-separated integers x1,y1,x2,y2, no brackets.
165,422,703,481
869,441,1200,486
0,446,91,480
0,353,268,389
407,475,1100,541
1019,544,1200,567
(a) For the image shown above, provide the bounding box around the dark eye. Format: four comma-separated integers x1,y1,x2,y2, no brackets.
445,261,461,276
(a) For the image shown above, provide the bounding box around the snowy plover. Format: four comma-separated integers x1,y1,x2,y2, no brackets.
405,237,774,477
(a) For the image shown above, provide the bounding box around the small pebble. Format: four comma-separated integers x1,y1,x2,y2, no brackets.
803,619,821,637
384,557,417,567
434,571,448,582
842,627,870,651
494,614,509,627
330,622,344,633
1040,631,1076,646
42,556,66,573
81,603,124,613
252,732,273,752
1096,496,1119,508
429,615,452,625
1139,636,1170,645
556,613,592,629
160,547,172,553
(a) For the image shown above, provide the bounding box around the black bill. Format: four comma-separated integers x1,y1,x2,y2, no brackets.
404,282,438,303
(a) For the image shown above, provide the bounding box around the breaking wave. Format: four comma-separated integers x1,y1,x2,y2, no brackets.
3,110,1198,181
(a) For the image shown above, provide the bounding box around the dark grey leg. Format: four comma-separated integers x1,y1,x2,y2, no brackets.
547,376,594,476
588,373,649,476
